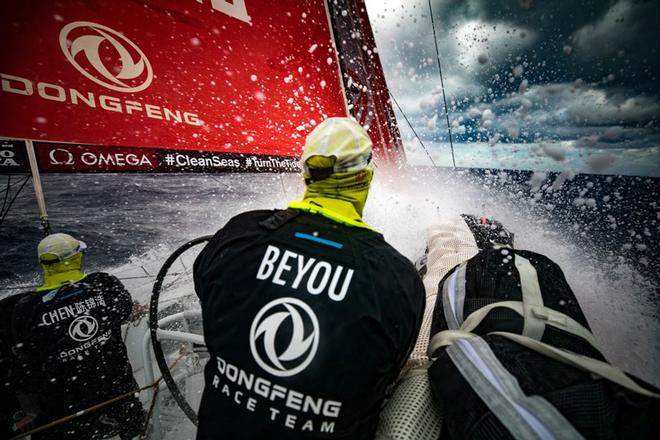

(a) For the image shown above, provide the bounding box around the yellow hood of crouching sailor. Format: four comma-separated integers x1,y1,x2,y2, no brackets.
289,156,375,231
38,253,87,292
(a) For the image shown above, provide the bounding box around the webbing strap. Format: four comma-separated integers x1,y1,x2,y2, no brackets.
442,270,459,330
447,337,584,440
491,332,660,399
427,330,477,354
287,200,375,230
454,265,467,326
442,253,547,338
459,301,600,351
515,254,545,340
429,330,660,399
258,208,300,231
442,264,467,330
429,329,476,355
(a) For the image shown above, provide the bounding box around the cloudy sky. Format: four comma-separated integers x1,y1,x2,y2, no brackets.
363,0,660,176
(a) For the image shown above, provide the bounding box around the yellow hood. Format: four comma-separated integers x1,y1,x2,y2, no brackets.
38,253,87,292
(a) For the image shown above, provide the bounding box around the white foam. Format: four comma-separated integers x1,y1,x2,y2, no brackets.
91,170,657,387
368,167,659,386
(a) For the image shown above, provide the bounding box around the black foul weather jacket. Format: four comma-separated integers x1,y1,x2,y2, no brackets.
11,273,143,439
194,209,426,440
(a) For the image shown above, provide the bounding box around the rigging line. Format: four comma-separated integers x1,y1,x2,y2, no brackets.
139,351,188,440
427,0,457,168
279,172,288,200
206,173,232,189
162,269,193,291
0,174,10,217
10,352,187,440
389,91,438,168
0,175,30,228
0,272,188,293
0,174,27,192
1,285,39,294
116,272,186,281
140,265,152,278
10,382,158,440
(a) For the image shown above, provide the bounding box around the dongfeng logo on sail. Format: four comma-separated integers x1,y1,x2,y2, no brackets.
0,21,201,127
60,21,153,93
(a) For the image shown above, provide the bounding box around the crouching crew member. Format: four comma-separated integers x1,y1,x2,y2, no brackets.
12,233,145,440
426,216,660,439
194,117,425,439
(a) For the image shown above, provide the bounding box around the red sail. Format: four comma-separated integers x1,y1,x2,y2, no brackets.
0,0,403,173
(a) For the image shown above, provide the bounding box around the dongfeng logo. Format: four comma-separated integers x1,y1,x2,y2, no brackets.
59,21,153,93
68,315,99,342
250,297,319,377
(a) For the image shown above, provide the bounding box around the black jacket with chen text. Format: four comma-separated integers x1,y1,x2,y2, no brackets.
194,209,425,440
11,272,137,419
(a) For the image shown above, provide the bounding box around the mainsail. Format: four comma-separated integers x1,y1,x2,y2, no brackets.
0,0,403,176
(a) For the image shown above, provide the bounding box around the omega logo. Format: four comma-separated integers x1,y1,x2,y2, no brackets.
48,148,75,165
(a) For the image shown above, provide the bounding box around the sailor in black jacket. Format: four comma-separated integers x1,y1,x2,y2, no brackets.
0,292,28,438
194,117,425,439
11,233,144,440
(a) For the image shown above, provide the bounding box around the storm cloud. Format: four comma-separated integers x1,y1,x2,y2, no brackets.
364,0,660,176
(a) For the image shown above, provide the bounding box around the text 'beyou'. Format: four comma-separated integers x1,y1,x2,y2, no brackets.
256,245,354,302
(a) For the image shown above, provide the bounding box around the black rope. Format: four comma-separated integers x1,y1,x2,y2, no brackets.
0,175,31,228
427,0,457,168
389,92,438,168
